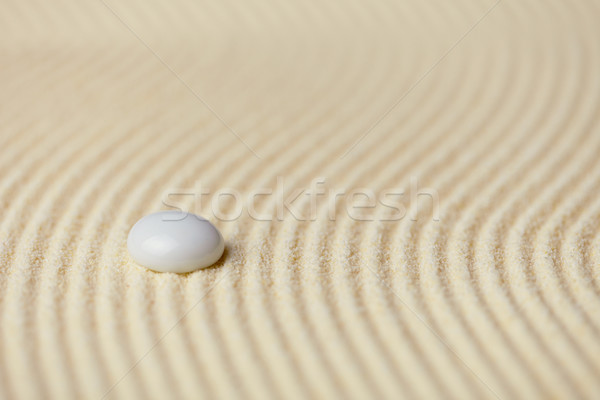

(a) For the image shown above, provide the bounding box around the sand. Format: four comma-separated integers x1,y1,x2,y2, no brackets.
1,0,599,398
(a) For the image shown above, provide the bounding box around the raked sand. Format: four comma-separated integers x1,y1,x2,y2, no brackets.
1,0,600,398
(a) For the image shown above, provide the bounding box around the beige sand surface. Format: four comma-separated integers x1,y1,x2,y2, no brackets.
1,0,600,398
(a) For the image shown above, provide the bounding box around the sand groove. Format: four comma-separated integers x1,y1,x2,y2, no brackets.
1,0,600,399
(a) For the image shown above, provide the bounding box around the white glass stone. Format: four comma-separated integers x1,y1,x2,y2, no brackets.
127,211,225,273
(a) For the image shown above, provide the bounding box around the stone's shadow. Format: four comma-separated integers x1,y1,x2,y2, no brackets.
195,244,229,272
137,244,229,276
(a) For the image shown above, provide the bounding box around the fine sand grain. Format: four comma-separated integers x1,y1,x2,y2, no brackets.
1,0,599,399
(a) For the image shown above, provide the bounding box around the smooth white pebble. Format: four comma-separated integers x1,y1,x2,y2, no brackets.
127,211,225,273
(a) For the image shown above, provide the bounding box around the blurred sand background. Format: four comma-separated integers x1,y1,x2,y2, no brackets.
1,0,600,398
